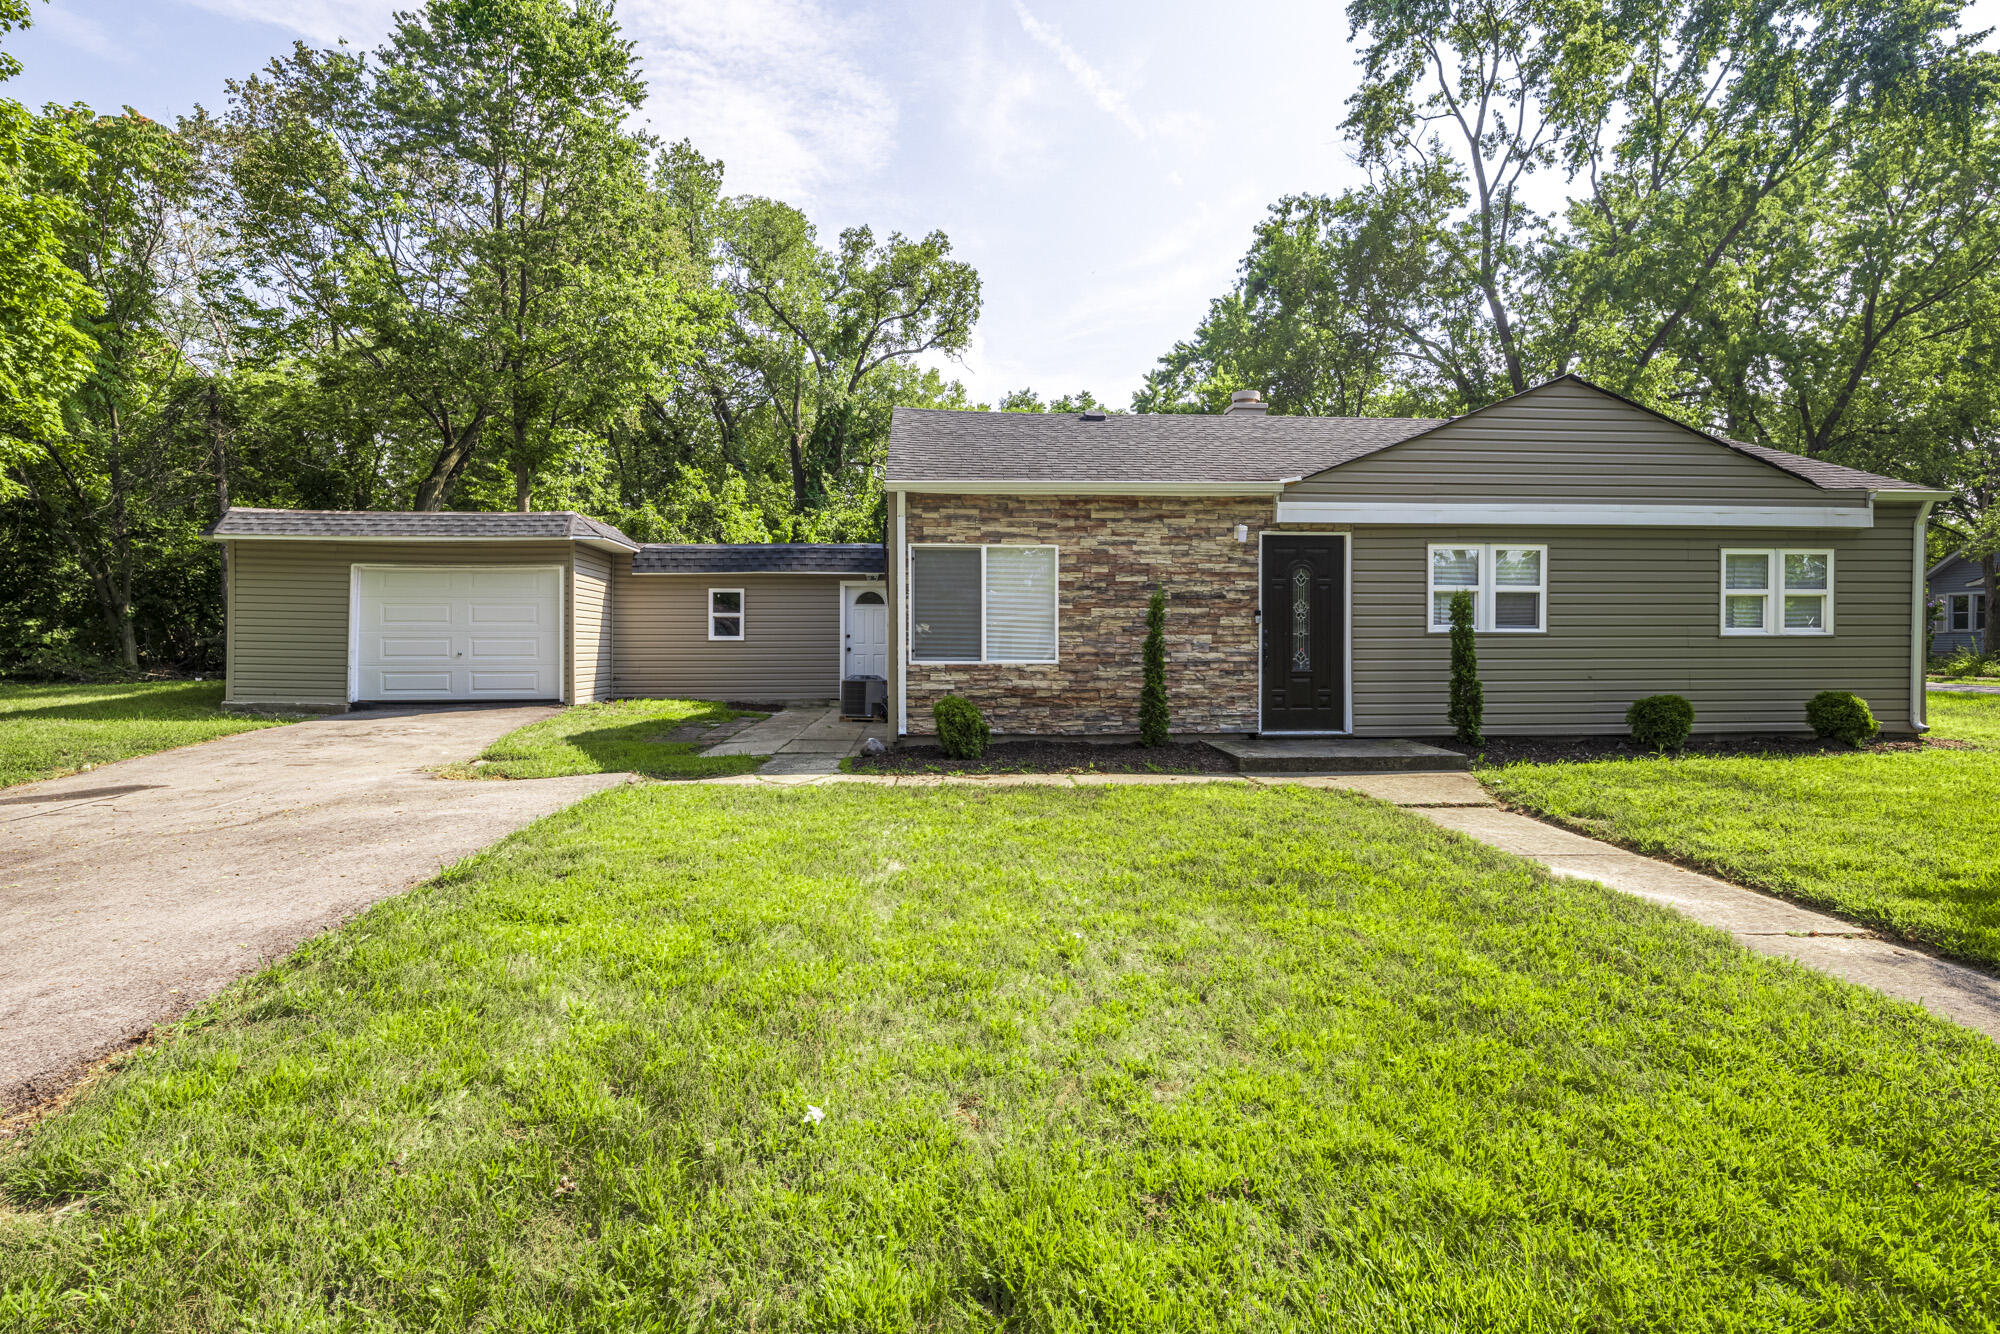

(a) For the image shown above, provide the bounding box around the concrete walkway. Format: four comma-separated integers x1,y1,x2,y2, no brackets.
1928,681,2000,694
699,767,2000,1040
703,706,889,775
0,707,624,1112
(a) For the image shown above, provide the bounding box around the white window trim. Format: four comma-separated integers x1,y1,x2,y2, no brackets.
707,587,745,641
1948,591,1988,633
1425,543,1548,634
1719,549,1834,637
906,543,1060,665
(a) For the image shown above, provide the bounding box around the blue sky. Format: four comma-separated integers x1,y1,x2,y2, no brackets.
8,0,2000,407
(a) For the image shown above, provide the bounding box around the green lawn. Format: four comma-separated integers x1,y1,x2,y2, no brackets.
4,784,1995,1330
438,696,764,780
0,681,286,788
1484,691,2000,968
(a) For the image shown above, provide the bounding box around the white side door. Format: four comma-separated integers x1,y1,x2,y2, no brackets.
844,584,889,679
353,566,562,701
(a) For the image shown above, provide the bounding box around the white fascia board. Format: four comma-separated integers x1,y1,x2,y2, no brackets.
892,480,1285,497
1273,500,1878,529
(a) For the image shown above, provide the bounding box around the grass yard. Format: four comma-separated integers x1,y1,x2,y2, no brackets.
1484,691,2000,969
0,681,286,788
4,783,1996,1330
438,697,764,780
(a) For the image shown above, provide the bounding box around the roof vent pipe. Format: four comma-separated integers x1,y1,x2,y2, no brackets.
1223,389,1268,415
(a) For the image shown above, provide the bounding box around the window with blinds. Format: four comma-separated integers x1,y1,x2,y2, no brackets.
1427,543,1546,633
910,545,1058,663
1720,549,1833,635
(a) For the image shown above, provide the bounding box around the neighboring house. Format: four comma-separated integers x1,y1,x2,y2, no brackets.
882,376,1948,738
205,509,884,712
1928,551,1992,656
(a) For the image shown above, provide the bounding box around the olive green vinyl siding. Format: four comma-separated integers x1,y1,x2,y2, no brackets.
571,547,614,703
1292,378,1842,505
222,540,578,708
610,564,841,702
1344,507,1922,736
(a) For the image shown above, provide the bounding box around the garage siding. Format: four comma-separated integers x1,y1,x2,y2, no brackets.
223,541,578,708
1345,506,1923,736
571,547,614,703
611,563,841,702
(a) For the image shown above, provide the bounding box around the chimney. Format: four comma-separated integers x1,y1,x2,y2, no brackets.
1223,389,1267,415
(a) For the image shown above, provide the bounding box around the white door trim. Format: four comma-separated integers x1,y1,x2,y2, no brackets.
840,579,889,691
347,563,568,705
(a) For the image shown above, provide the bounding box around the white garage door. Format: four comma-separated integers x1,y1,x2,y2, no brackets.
353,566,562,702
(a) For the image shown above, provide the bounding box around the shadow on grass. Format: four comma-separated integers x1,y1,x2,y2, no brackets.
441,698,764,781
0,681,230,723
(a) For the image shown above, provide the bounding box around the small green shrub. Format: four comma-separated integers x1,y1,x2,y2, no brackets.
1138,584,1169,747
1935,646,2000,680
1805,691,1878,747
1626,694,1695,751
933,694,990,760
1447,589,1483,746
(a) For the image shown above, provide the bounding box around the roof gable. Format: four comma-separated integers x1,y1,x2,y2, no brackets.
1291,376,1930,498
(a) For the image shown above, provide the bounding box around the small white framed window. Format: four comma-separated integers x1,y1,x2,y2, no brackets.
1720,550,1832,636
1947,592,1987,633
708,588,744,641
1427,543,1547,633
909,544,1059,663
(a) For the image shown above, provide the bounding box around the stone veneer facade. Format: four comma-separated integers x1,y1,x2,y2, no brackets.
901,495,1277,735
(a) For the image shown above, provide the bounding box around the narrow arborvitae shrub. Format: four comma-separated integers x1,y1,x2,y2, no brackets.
933,694,990,759
1626,694,1695,752
1447,589,1483,746
1138,584,1169,747
1806,690,1878,748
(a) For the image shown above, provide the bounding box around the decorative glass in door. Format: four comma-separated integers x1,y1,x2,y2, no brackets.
1291,563,1311,672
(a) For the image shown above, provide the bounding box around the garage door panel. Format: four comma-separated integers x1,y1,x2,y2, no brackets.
354,565,560,702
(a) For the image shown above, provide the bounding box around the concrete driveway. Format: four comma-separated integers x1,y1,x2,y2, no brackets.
0,707,624,1113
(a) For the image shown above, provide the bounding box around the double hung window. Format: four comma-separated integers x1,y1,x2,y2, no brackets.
1721,550,1832,635
1427,544,1547,632
1948,592,1988,634
910,545,1058,662
708,589,743,640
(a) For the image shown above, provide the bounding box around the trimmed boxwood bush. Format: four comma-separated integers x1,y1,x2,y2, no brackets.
1626,694,1695,752
933,694,990,760
1806,690,1878,748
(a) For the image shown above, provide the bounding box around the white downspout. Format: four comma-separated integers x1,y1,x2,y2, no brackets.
894,488,908,736
1911,498,1936,733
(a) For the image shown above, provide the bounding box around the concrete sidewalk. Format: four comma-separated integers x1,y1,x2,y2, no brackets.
699,766,2000,1040
703,706,889,775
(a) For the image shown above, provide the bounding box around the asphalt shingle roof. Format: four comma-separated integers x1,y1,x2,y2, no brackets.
631,544,885,575
888,407,1442,485
888,377,1938,494
207,508,640,548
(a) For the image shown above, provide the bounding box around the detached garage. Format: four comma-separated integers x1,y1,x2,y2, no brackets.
207,509,885,713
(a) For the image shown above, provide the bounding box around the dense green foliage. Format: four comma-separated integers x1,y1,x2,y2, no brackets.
932,693,989,759
438,697,762,780
4,782,1997,1328
1446,589,1481,745
0,679,283,787
1138,584,1168,746
0,0,980,675
1806,689,1880,746
1626,693,1696,751
1487,690,2000,966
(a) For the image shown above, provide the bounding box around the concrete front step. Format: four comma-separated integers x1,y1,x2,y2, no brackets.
1203,736,1469,774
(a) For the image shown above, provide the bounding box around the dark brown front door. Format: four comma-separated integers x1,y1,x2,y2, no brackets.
1261,534,1346,732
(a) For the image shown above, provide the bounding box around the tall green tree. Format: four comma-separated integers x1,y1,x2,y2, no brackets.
0,1,99,488
224,0,705,511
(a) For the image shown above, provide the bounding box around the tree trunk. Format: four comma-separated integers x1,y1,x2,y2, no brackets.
413,412,489,511
209,381,230,609
513,457,533,512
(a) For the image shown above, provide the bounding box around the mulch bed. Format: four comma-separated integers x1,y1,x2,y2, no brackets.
849,740,1237,775
1442,733,1968,766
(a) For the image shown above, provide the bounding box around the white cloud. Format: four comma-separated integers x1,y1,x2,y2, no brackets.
181,0,399,46
33,7,133,63
1009,0,1146,140
622,0,897,205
